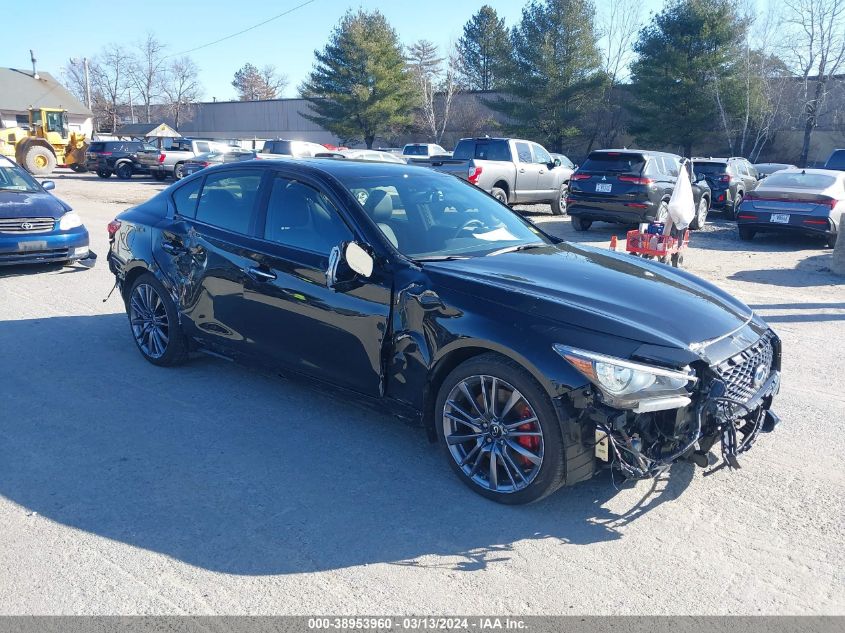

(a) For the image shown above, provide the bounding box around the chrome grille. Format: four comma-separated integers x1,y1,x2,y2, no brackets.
0,217,56,234
715,333,775,402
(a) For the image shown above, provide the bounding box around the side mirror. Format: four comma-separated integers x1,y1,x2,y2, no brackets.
553,158,561,168
41,180,55,191
757,173,767,180
345,242,374,277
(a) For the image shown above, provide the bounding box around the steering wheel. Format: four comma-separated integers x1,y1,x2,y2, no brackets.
454,218,485,238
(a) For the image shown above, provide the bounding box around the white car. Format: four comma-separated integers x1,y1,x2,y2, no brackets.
340,149,406,164
261,139,328,158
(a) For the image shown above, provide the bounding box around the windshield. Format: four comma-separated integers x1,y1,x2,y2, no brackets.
694,162,727,176
760,171,838,190
336,169,552,259
0,164,40,193
581,152,645,174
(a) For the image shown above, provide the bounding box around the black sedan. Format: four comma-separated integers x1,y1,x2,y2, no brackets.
107,160,781,504
0,156,92,266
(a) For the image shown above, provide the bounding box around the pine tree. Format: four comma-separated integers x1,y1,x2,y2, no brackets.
628,0,747,157
456,5,510,91
487,0,604,152
301,10,415,148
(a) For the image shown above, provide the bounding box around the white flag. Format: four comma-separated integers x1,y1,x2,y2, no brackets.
667,163,696,231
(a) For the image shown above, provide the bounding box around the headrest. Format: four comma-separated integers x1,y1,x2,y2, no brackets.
364,189,393,222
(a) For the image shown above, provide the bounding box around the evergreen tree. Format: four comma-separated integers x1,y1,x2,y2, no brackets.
301,10,415,148
628,0,747,157
456,5,510,91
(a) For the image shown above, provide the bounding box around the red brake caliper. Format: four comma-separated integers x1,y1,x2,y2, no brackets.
514,403,539,467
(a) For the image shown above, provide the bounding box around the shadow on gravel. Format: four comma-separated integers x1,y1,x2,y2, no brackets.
729,254,839,287
0,314,695,575
0,261,94,279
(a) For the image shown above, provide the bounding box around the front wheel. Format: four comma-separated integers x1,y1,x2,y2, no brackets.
436,354,566,504
550,183,567,215
689,197,709,230
127,273,189,366
571,216,591,232
726,194,741,220
490,187,508,205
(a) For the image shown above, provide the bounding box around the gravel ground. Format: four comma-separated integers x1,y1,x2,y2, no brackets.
1,170,843,615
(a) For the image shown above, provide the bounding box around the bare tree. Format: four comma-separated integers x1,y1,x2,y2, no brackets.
407,40,443,141
231,63,288,100
781,0,845,165
91,45,132,133
129,34,167,123
162,56,203,130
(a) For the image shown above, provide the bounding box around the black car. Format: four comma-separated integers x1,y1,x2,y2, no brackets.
692,157,760,218
567,150,711,231
107,160,781,504
85,141,161,179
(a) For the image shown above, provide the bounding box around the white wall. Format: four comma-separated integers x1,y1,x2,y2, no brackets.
0,109,94,138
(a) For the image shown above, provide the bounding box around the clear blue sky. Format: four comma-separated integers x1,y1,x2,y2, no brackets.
3,0,663,102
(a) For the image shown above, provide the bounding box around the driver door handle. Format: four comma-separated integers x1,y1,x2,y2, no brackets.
519,168,526,173
246,266,277,282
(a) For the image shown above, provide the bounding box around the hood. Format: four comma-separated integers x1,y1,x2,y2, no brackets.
0,190,71,219
423,243,752,350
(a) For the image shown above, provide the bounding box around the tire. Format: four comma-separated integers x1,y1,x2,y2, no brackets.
738,226,755,241
68,163,87,173
115,162,133,180
825,234,837,248
435,353,566,504
153,171,167,181
571,216,591,232
726,193,741,220
689,197,709,230
550,183,567,215
23,146,57,175
126,273,189,367
491,187,507,205
655,200,670,223
97,169,112,179
173,163,185,180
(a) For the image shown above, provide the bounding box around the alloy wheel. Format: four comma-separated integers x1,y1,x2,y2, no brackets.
129,283,170,359
442,375,544,493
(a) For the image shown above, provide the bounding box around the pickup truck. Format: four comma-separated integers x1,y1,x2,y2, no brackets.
423,137,573,214
149,138,231,180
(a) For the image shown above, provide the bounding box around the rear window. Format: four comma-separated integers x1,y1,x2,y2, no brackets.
263,140,292,155
88,142,105,152
694,162,727,175
458,140,510,161
581,152,646,174
403,145,429,156
761,172,838,190
825,150,845,170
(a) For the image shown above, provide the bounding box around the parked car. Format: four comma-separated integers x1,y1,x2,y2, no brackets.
84,141,161,179
107,159,781,504
736,168,843,247
754,162,797,177
149,138,231,180
424,137,572,214
691,157,760,218
823,149,845,171
0,156,92,266
340,149,407,164
567,150,712,230
402,143,450,161
261,139,327,158
181,149,260,177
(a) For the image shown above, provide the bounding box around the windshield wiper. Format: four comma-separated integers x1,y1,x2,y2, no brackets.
486,242,547,256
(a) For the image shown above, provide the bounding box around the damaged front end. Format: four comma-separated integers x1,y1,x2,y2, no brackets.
556,328,781,480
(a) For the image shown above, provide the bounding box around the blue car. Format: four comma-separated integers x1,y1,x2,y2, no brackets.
0,156,92,266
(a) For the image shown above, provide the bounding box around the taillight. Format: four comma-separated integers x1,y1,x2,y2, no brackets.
737,213,758,220
719,174,731,183
468,166,482,184
100,152,112,156
618,175,654,185
158,153,165,163
107,219,121,239
201,162,211,167
570,173,591,181
818,197,842,209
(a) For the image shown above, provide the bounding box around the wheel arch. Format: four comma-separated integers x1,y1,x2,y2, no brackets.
492,180,510,198
15,138,56,162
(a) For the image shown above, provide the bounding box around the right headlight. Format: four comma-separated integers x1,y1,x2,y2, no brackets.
553,344,696,412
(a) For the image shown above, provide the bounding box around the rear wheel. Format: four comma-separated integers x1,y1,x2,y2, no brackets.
127,273,188,366
115,162,133,180
96,169,111,178
825,234,837,248
153,171,167,181
550,183,567,215
435,354,566,504
68,163,87,173
571,216,591,232
689,197,709,230
726,193,742,220
738,226,755,241
491,187,507,205
655,200,670,223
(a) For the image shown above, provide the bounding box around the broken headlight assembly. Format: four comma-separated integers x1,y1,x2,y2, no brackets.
553,345,697,412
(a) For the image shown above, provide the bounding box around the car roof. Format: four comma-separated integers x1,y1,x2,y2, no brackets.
200,156,442,180
589,149,678,158
770,167,844,177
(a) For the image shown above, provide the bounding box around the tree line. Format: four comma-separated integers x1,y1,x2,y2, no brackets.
63,0,845,165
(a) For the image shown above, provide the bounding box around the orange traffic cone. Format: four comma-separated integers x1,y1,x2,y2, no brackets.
609,235,618,251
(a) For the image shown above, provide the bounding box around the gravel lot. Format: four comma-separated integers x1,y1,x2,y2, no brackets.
1,170,843,615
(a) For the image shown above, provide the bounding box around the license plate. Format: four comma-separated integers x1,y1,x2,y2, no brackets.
770,213,790,224
19,240,47,251
596,183,612,193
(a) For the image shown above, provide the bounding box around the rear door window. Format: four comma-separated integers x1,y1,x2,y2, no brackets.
515,142,533,163
195,169,263,234
581,152,646,174
473,140,510,161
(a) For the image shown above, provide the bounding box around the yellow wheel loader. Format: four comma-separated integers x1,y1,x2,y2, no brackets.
0,107,88,175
